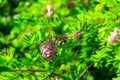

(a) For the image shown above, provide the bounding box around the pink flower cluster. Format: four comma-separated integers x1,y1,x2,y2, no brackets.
40,39,56,62
108,27,120,43
46,4,53,17
40,30,82,61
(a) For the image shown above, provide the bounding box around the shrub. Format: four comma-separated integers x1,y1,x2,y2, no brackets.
0,0,120,80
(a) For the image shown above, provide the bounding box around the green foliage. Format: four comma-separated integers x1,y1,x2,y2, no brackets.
0,0,120,80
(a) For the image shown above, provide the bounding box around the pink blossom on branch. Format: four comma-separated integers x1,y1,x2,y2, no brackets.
40,38,57,62
40,30,82,62
108,27,120,43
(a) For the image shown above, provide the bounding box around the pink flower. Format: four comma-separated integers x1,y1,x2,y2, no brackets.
46,4,53,17
114,27,120,33
108,27,120,43
46,11,53,17
40,39,57,61
108,36,116,43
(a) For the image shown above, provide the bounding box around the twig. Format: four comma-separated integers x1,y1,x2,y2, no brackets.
11,69,47,80
79,63,94,79
10,69,47,72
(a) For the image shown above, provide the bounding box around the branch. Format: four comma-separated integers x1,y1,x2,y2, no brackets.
10,69,47,72
79,63,93,79
11,69,46,80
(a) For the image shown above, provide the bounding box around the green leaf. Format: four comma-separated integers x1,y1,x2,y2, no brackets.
0,56,7,65
25,53,32,59
21,58,32,65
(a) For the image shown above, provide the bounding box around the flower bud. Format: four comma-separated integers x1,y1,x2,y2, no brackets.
72,30,82,39
66,1,75,9
46,4,53,17
46,11,54,17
